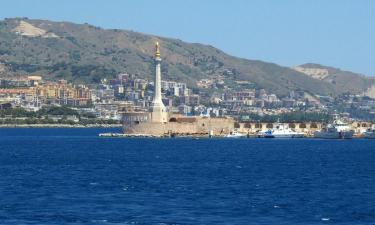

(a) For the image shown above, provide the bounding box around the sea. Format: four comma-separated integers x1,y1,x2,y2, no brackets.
0,128,375,225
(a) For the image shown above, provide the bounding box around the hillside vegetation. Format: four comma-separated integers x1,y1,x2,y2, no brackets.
0,18,373,97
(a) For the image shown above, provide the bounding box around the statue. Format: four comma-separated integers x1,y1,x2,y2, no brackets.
155,41,160,58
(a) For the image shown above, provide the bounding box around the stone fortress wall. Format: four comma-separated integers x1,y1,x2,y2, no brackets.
236,122,323,135
123,116,235,136
237,121,372,135
123,114,374,136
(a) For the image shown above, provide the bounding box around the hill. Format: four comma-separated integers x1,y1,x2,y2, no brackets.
0,18,371,97
294,63,375,96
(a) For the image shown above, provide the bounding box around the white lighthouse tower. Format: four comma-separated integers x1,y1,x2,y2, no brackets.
150,42,168,123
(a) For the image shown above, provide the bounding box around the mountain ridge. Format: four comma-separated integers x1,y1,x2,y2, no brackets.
0,18,373,97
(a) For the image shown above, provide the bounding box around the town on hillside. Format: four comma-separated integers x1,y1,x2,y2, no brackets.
1,71,375,132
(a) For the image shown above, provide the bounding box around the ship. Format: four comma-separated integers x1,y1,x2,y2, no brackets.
259,123,304,138
364,125,375,139
225,129,246,138
314,119,354,139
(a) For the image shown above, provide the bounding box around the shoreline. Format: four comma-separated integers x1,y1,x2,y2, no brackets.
0,124,122,128
98,132,366,139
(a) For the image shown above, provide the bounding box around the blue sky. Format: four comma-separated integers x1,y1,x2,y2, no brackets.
1,0,374,75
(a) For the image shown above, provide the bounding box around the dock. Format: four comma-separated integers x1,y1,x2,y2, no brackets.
99,133,163,138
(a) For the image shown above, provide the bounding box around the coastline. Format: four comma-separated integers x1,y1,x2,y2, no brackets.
0,124,122,128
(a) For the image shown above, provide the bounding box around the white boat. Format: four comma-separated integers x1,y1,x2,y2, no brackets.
260,123,304,138
364,125,375,139
314,119,354,139
225,129,246,138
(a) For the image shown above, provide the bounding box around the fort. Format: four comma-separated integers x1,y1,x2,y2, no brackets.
121,42,234,136
123,114,235,136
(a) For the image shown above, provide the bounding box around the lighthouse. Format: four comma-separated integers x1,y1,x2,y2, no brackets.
150,42,167,123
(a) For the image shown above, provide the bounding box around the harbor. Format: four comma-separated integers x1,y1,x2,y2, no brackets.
103,115,375,139
99,123,375,139
117,42,375,140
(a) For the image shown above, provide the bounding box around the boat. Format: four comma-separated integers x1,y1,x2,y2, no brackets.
314,119,354,139
364,125,375,139
260,123,304,138
225,129,246,138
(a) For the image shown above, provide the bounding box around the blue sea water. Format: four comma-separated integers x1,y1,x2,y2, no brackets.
0,128,375,225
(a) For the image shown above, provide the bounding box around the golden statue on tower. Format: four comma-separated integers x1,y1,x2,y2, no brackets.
155,41,161,58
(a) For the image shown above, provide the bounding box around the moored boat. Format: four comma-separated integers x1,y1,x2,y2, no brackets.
314,119,354,139
260,123,304,138
225,129,246,138
364,125,375,139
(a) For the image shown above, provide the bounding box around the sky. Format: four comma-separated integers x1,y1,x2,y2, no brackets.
1,0,374,75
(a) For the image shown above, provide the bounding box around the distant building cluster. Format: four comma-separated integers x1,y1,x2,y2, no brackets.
1,69,375,124
0,76,91,109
